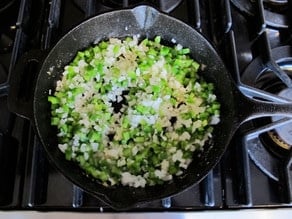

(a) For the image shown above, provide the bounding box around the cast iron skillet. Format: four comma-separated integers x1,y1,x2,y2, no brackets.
16,6,292,209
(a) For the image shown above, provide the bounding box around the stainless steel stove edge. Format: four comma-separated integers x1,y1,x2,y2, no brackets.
0,209,292,219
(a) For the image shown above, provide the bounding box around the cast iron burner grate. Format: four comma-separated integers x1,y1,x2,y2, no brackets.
1,0,292,211
270,87,292,149
72,0,183,15
230,0,289,29
101,0,183,12
240,44,292,202
241,45,292,150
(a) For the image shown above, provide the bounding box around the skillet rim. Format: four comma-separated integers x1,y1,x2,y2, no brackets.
33,5,237,209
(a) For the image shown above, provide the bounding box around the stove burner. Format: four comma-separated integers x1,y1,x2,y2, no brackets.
268,130,290,149
270,87,292,148
256,74,292,157
246,61,292,153
231,0,289,29
241,46,292,179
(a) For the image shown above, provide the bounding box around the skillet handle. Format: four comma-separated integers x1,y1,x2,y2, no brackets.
7,50,47,120
236,85,292,125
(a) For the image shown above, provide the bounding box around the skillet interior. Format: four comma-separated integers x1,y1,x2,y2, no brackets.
34,6,237,209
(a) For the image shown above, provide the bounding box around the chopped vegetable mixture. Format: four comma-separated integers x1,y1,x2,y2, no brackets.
48,36,220,187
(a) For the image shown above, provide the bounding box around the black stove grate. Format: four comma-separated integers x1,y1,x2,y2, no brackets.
224,0,292,206
0,0,291,211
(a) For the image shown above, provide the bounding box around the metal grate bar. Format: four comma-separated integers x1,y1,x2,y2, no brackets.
44,0,61,49
254,0,266,35
161,197,171,208
201,171,215,206
72,185,84,208
283,150,292,203
223,0,232,33
27,137,48,206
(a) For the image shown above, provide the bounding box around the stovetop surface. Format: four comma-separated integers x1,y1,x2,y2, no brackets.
0,0,291,212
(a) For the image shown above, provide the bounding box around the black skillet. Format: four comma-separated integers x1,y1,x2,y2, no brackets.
9,5,292,209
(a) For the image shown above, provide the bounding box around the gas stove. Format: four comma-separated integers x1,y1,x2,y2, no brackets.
0,0,291,212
